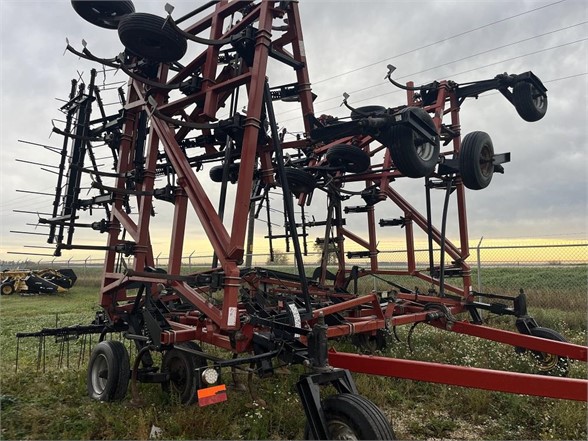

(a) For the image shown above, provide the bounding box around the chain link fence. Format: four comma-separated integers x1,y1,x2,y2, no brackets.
3,241,586,313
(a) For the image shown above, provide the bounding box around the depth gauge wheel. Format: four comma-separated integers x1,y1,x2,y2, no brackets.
529,327,569,377
161,341,206,405
304,393,395,440
71,1,135,29
277,168,317,197
118,13,188,63
513,81,548,122
387,107,439,178
87,340,130,401
459,131,495,190
326,145,370,173
209,163,240,183
1,282,15,295
350,105,386,121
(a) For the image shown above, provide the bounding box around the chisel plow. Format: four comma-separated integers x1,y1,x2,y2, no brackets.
12,1,587,439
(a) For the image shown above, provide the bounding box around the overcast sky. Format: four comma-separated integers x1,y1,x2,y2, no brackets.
0,0,586,263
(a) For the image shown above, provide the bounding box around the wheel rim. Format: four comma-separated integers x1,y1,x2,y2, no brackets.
479,144,493,177
531,86,546,111
414,137,436,162
167,356,189,393
90,354,109,394
534,351,559,372
2,285,12,295
88,5,121,19
328,418,359,440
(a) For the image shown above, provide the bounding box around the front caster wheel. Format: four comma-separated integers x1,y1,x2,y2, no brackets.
87,340,130,401
326,144,371,173
305,393,395,440
350,105,386,120
118,13,188,63
513,81,548,122
387,107,439,178
161,342,206,405
459,131,495,190
276,168,317,197
209,163,240,183
529,327,570,377
71,0,135,29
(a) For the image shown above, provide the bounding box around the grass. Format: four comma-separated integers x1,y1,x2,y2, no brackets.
0,267,586,440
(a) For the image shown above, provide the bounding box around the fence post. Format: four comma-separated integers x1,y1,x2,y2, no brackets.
476,236,484,292
155,252,161,267
188,251,195,270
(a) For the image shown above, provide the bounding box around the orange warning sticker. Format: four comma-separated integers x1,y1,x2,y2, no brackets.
197,384,227,407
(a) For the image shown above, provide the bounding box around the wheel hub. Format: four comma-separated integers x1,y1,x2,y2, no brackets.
415,139,436,162
90,354,109,393
328,418,359,440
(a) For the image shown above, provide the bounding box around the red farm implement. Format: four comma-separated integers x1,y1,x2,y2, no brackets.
12,1,587,439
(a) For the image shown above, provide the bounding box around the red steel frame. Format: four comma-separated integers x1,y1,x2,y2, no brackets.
79,1,587,402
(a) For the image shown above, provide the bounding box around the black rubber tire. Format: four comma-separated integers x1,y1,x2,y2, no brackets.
513,81,548,122
277,168,317,197
111,341,131,400
87,340,130,401
1,282,15,295
529,327,569,377
326,144,370,173
71,1,135,29
387,107,439,178
161,342,205,405
209,163,240,183
350,105,387,121
209,165,224,183
304,393,395,440
118,13,188,63
459,131,494,190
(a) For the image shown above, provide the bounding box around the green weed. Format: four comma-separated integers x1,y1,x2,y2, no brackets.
0,268,586,440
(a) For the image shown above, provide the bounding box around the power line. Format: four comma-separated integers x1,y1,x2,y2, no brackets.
278,20,587,116
471,72,587,99
279,38,588,124
213,1,575,123
312,0,569,85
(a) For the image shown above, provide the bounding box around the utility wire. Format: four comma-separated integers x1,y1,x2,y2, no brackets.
312,0,569,85
279,38,588,124
214,1,574,123
278,21,587,115
465,71,587,99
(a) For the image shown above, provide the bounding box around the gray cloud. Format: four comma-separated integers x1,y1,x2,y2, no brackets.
1,0,586,262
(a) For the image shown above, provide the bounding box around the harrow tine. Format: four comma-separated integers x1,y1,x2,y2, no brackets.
407,322,420,353
392,326,402,343
77,334,85,369
58,338,64,369
36,336,42,372
15,337,20,373
43,336,47,373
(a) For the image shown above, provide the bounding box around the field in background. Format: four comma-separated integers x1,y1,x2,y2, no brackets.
1,266,586,440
